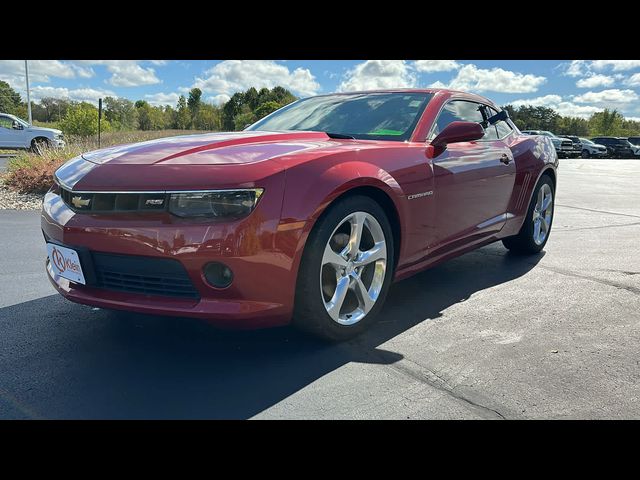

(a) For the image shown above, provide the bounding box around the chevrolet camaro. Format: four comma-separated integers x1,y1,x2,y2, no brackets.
43,89,558,340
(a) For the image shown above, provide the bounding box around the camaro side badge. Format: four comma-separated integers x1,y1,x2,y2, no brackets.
407,191,433,200
145,199,164,206
71,196,91,208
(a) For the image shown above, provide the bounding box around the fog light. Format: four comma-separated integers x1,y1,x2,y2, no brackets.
204,262,233,288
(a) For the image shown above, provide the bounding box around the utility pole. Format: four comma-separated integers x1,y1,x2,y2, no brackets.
25,60,32,125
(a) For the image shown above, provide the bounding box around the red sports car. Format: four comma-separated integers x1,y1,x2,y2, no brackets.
43,89,558,340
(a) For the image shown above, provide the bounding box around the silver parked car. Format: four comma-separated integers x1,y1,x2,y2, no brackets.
579,138,608,158
0,113,65,151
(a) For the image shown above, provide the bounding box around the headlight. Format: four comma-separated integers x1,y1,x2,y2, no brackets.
168,189,264,219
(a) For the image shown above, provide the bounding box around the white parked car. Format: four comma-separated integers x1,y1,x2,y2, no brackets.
0,113,65,151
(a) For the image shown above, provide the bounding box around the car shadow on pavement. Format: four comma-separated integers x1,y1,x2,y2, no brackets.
0,243,543,419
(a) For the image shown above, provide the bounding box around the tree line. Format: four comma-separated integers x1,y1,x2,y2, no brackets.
502,104,640,137
2,79,639,137
1,80,296,136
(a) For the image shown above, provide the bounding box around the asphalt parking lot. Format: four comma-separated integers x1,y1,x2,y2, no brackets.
1,159,639,419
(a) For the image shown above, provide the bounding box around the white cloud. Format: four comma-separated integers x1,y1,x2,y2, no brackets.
573,89,639,105
563,60,588,77
626,117,640,122
437,64,546,93
428,80,448,89
30,86,116,103
193,60,320,97
338,60,416,91
624,73,640,87
591,60,640,72
576,74,614,88
413,60,460,73
509,94,603,118
0,60,84,85
144,92,180,106
149,60,168,66
71,60,161,87
208,94,230,105
510,95,563,107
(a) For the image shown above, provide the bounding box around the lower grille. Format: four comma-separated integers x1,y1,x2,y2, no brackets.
92,252,199,299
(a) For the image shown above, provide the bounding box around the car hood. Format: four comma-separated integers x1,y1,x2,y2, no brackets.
55,130,362,191
28,126,62,135
81,130,336,165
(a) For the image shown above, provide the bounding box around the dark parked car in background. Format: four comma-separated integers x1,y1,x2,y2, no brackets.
591,137,640,158
628,137,640,147
579,138,608,158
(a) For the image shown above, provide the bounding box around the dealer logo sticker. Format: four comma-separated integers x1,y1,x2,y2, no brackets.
46,243,86,284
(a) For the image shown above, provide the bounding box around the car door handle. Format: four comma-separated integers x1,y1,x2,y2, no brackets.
500,154,511,165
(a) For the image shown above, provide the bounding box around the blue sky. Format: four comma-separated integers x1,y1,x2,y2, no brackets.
1,60,639,120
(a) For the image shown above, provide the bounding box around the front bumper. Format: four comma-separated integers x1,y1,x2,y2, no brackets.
51,138,65,148
41,185,300,329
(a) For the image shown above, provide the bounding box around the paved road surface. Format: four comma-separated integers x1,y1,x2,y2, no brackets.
1,159,639,419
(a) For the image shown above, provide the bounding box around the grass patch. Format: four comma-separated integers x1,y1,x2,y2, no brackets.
2,129,205,194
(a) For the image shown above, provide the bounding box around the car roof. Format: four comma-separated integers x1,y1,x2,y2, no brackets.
312,88,499,107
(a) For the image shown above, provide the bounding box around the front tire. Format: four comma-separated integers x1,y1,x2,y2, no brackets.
293,195,394,341
581,149,590,159
502,174,555,255
30,137,49,154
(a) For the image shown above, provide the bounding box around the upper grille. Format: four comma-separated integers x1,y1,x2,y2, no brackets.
92,252,199,299
60,187,168,213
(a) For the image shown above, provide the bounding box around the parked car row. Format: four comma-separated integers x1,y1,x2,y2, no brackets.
521,129,640,159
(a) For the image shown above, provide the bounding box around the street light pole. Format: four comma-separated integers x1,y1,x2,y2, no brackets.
25,60,32,125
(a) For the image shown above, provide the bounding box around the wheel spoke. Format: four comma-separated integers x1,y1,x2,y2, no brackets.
536,188,544,211
325,276,350,321
541,192,552,212
533,218,541,242
540,216,548,236
353,276,375,314
323,242,348,268
353,241,386,267
347,212,366,258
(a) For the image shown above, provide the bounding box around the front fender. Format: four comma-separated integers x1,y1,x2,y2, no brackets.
277,158,408,281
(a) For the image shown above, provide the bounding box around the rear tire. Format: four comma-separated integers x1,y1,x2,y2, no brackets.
293,195,395,341
502,174,555,255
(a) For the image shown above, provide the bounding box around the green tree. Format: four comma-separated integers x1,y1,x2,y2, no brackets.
0,80,22,115
104,97,138,130
60,102,111,136
187,88,203,128
175,95,191,129
255,101,281,120
588,109,625,136
194,103,221,130
222,92,244,130
234,111,256,130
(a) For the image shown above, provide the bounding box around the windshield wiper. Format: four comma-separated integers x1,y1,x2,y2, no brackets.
325,132,356,139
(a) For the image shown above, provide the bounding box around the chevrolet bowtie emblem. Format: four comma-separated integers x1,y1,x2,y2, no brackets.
71,196,91,208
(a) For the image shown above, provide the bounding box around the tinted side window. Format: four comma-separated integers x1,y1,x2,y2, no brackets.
431,100,493,140
0,116,13,129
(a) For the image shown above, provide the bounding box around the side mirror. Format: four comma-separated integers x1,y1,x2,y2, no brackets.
431,121,484,148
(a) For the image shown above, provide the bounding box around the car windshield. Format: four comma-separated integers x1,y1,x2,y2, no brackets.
580,138,594,145
7,114,29,127
247,92,433,142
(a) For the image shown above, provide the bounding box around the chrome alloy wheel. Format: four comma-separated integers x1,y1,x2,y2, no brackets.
532,183,553,245
320,211,387,326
